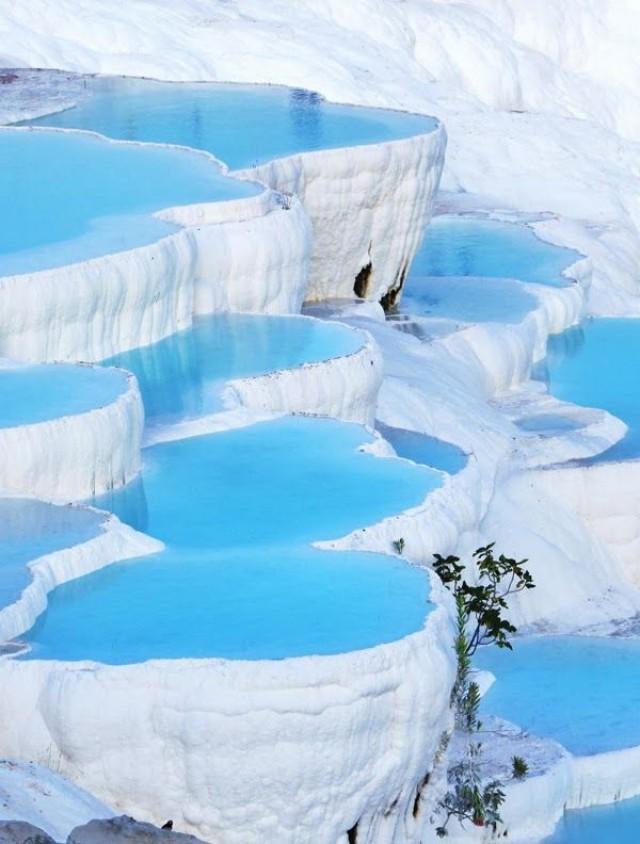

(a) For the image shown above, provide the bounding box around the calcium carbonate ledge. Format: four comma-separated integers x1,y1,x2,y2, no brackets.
0,364,143,502
0,129,311,363
0,574,455,844
234,123,447,305
533,458,640,587
224,319,383,427
0,503,163,644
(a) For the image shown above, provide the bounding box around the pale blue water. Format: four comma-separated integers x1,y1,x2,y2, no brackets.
0,364,128,428
23,417,440,662
24,76,436,170
537,319,640,460
544,797,640,844
412,215,581,287
401,276,536,324
0,499,104,610
377,422,467,474
475,636,640,755
0,128,258,275
103,314,362,425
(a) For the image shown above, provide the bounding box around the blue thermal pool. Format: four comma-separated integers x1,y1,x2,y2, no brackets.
0,499,104,611
103,314,363,425
0,128,258,275
377,422,467,474
21,417,441,662
475,636,640,755
400,276,537,324
412,215,581,287
537,318,640,460
23,76,437,170
543,797,640,844
0,364,128,428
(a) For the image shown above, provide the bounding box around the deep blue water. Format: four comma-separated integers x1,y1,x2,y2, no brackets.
24,76,436,170
401,275,537,324
0,128,258,274
377,422,467,474
0,364,127,428
475,636,640,755
103,314,362,425
536,319,640,460
412,215,581,287
22,417,441,662
543,797,640,844
0,499,104,610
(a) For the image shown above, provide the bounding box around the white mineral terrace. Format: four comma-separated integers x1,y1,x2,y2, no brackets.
0,4,638,842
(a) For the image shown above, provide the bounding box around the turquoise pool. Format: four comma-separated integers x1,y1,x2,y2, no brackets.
22,417,441,662
412,215,581,287
23,76,436,170
377,422,467,474
0,128,258,275
103,314,363,425
0,364,128,428
400,275,537,324
543,797,640,844
537,319,640,460
0,499,104,611
475,636,640,755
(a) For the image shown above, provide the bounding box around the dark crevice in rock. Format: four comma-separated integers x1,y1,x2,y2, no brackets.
413,771,431,818
380,260,409,312
354,261,373,299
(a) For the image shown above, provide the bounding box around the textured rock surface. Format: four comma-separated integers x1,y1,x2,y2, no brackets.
67,817,209,844
0,821,56,844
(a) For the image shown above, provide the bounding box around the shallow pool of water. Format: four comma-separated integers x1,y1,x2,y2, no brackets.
0,128,258,275
476,636,640,755
22,417,441,662
24,77,436,170
412,215,580,287
543,797,640,843
400,276,536,324
377,422,467,474
537,319,640,460
0,499,104,610
103,314,363,425
0,364,128,428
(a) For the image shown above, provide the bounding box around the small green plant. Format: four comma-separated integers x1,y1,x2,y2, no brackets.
511,756,528,780
433,544,535,838
392,537,405,555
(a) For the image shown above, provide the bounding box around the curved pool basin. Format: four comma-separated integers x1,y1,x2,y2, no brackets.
0,498,105,611
475,636,640,755
412,215,581,287
543,797,640,844
377,422,467,474
103,314,363,425
23,76,437,170
23,545,432,663
400,276,537,324
0,128,259,275
537,319,640,460
0,363,128,428
21,417,441,662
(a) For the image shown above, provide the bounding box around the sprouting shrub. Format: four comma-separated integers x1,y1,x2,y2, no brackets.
511,756,528,780
433,544,535,838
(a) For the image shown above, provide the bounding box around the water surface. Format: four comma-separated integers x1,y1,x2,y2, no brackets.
24,76,436,170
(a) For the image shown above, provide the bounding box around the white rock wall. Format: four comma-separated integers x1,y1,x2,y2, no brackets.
0,587,454,844
235,127,447,304
0,368,143,502
225,326,383,426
